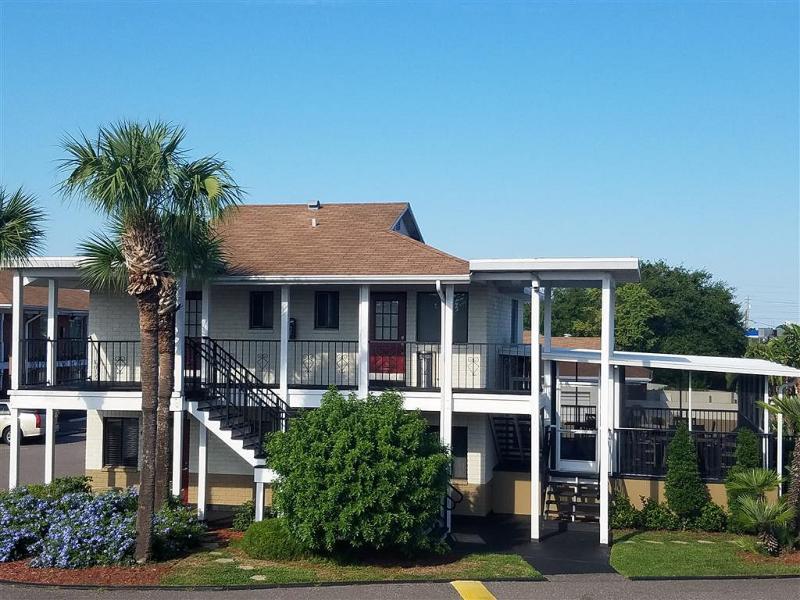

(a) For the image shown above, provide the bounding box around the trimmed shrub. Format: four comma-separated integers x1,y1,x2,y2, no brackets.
241,518,306,560
232,500,256,532
692,502,728,532
734,428,761,471
152,496,206,560
610,491,641,529
266,388,450,556
640,497,681,530
25,476,92,500
664,422,708,519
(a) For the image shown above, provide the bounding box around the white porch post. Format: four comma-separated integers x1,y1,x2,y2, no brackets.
688,372,693,431
599,274,615,545
530,278,541,540
9,407,20,489
358,285,370,397
762,375,770,468
254,481,265,522
612,367,621,473
439,284,454,531
44,407,55,484
197,423,207,520
46,279,58,386
542,287,552,353
173,276,186,393
10,270,23,390
279,286,290,405
777,387,784,495
171,411,184,497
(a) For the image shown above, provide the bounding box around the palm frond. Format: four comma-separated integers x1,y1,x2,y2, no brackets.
0,187,46,264
77,232,128,291
736,495,795,530
724,468,781,500
760,395,800,433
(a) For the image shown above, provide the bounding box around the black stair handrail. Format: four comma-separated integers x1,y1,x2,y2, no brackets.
444,481,464,512
186,337,288,452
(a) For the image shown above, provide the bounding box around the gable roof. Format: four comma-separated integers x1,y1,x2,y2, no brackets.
0,270,89,312
215,203,469,277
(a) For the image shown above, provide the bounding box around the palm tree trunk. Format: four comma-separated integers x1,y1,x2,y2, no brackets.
788,437,800,534
154,277,177,510
134,289,160,563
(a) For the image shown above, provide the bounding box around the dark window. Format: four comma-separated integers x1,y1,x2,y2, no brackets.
103,417,139,468
249,291,274,329
511,299,519,343
185,291,202,338
416,292,468,343
428,425,469,480
314,291,339,329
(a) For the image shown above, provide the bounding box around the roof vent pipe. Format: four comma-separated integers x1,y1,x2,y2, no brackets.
311,218,318,228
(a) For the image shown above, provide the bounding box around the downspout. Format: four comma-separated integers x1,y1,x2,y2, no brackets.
435,279,445,304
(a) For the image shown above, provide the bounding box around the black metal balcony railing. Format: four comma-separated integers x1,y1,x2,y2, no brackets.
622,406,740,433
20,338,140,389
368,341,440,391
289,340,359,389
614,427,774,481
214,339,280,386
452,343,530,393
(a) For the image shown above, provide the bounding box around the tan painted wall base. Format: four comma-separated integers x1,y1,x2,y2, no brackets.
86,468,140,492
612,477,777,510
491,471,539,516
186,473,272,508
452,480,492,516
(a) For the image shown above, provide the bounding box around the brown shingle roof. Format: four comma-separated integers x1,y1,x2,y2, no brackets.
215,203,469,277
0,270,89,312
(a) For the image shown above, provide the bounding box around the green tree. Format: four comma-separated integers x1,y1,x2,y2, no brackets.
537,260,746,356
664,422,708,519
0,187,45,263
61,121,240,561
266,388,450,555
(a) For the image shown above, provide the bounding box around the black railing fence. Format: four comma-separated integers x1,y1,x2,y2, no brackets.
19,338,49,386
622,406,739,433
289,340,358,389
215,339,280,386
368,341,440,390
452,343,530,392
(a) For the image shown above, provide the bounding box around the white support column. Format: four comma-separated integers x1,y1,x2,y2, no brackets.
688,372,693,432
777,387,784,495
530,279,541,541
254,481,265,522
197,423,207,520
599,275,615,546
279,286,290,404
612,367,621,474
10,271,23,390
173,276,187,393
46,279,58,386
439,284,454,531
542,287,552,353
358,285,370,397
44,407,55,484
171,411,184,497
9,407,20,489
762,375,770,468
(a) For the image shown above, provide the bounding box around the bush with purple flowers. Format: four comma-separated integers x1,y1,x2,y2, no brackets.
0,478,205,568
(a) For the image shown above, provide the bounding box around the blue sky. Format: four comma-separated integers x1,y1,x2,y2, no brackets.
1,1,797,327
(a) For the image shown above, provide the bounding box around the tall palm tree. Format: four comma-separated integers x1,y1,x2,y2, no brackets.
80,214,228,508
61,121,240,561
762,394,800,534
0,187,45,264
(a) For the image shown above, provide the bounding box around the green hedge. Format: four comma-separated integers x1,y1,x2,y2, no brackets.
241,519,306,560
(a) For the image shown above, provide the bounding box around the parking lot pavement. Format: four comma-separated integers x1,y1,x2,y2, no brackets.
0,416,86,490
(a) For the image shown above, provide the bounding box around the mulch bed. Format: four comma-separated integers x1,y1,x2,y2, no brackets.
741,550,800,566
0,528,240,587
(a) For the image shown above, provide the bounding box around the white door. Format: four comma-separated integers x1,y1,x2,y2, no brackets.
556,379,600,473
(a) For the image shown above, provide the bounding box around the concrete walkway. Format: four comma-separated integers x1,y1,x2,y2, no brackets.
1,574,798,599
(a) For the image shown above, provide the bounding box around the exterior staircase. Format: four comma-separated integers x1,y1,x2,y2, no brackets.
488,414,531,467
544,472,600,522
185,337,289,469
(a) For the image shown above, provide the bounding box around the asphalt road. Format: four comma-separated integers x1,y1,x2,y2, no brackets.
0,415,86,490
1,574,799,599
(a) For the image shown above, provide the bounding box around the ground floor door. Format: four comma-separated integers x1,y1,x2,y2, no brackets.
556,379,599,473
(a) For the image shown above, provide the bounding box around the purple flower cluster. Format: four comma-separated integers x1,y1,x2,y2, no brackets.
0,480,205,569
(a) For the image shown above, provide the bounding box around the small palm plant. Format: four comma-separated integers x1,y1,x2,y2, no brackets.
735,495,795,556
0,187,45,264
760,392,800,535
725,468,781,503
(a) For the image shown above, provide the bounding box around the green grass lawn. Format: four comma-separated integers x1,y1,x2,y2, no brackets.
611,530,800,578
161,545,542,586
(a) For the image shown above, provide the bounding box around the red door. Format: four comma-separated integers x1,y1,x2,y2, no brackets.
369,293,407,386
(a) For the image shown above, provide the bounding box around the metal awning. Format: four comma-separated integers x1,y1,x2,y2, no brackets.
543,347,800,378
